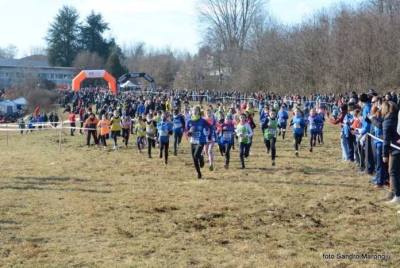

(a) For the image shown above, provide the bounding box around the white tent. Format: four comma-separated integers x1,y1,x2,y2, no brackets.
0,100,18,115
12,97,28,106
120,80,137,88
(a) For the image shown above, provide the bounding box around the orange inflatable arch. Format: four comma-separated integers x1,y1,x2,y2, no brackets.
72,70,117,94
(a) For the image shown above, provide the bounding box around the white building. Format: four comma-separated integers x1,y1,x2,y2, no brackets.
0,58,77,88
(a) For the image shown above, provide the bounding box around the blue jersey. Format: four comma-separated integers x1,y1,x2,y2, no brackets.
28,119,36,128
186,118,212,145
317,112,325,129
172,115,185,134
304,109,310,121
260,111,269,126
157,122,173,142
218,122,235,145
361,103,372,135
373,117,384,145
342,113,354,138
137,104,145,116
291,116,306,135
332,105,339,117
308,115,322,133
205,118,217,142
277,110,288,126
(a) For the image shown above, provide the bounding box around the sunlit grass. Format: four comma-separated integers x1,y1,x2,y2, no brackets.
0,109,399,267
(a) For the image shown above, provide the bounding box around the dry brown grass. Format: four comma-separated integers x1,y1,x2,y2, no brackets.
1,110,400,268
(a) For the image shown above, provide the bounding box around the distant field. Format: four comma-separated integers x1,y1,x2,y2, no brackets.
0,109,399,268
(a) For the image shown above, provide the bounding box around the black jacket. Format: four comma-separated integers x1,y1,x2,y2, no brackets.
383,112,400,157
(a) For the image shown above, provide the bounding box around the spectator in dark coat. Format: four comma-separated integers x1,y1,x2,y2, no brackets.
382,101,400,203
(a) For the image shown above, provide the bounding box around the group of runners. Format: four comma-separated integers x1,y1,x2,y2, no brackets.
60,95,329,179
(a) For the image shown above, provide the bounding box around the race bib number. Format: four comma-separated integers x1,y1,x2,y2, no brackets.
137,128,143,132
294,123,301,128
174,123,182,128
268,129,277,135
310,124,316,129
190,131,200,144
223,132,232,140
160,130,168,136
146,126,153,133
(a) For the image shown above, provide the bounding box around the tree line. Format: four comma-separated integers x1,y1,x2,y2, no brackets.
188,0,400,94
3,0,400,94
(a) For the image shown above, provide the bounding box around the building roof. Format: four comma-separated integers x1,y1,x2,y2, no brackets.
20,55,48,61
0,99,17,106
12,97,28,105
0,58,50,68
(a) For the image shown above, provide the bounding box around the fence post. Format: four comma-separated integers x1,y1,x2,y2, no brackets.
6,123,8,146
58,122,63,153
365,134,369,172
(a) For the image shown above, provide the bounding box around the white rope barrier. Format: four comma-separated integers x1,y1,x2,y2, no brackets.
366,132,400,150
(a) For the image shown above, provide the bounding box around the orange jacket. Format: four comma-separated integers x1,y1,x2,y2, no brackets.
97,119,110,135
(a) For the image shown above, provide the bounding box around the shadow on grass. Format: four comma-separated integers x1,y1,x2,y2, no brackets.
0,185,111,194
14,177,70,182
264,180,359,188
0,220,20,224
219,177,359,188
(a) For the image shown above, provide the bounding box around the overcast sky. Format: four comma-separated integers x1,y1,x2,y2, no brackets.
0,0,362,58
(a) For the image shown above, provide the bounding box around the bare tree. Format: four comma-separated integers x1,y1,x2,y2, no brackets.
0,44,18,59
22,46,48,57
73,50,105,70
197,0,268,78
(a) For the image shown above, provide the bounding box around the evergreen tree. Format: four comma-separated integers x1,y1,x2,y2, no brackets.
106,52,129,79
79,11,111,60
46,6,80,67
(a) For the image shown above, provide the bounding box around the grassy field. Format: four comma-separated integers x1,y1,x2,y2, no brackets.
1,109,400,268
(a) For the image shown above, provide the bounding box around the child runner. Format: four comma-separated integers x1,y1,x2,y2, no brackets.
277,105,289,139
290,108,306,157
84,113,99,147
303,105,310,137
146,113,158,158
185,106,212,179
216,112,226,156
135,116,146,153
157,114,173,165
217,114,235,169
317,106,326,144
308,108,323,152
68,110,76,136
110,110,122,150
246,111,256,151
121,111,132,148
172,109,185,156
262,110,278,166
235,113,254,169
97,114,110,148
204,108,217,171
260,106,270,136
19,119,25,135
